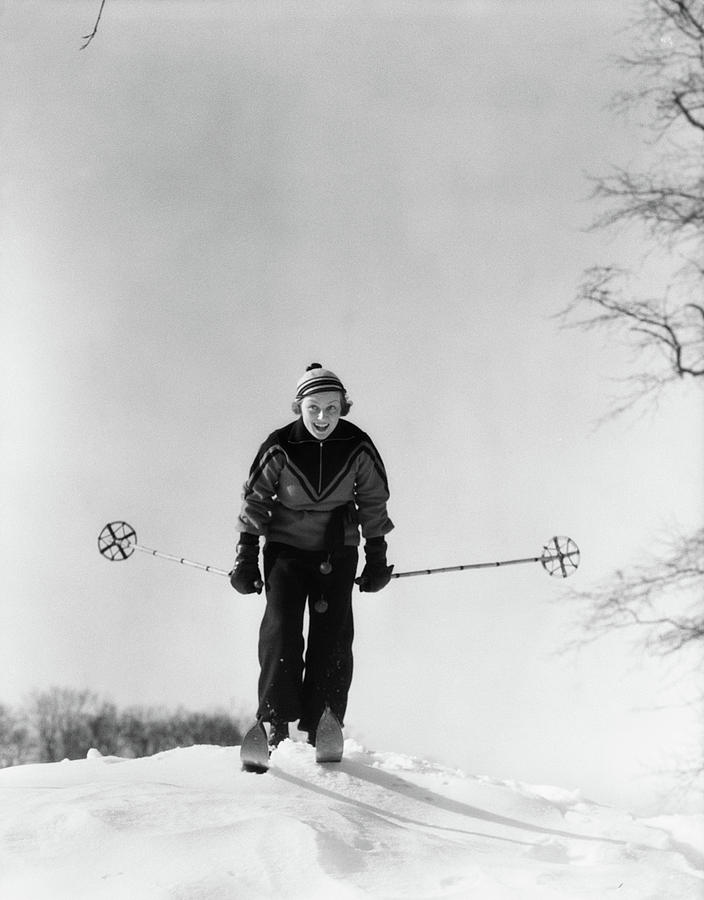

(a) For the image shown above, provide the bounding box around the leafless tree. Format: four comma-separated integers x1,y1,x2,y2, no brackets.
27,687,98,762
565,527,704,655
0,705,34,767
562,0,704,786
562,0,704,418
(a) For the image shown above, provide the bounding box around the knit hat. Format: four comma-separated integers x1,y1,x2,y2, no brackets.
295,363,346,400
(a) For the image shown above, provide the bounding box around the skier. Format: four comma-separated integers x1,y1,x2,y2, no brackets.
230,363,394,750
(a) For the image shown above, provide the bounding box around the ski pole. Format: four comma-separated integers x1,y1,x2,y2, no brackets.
391,536,580,580
99,522,580,581
98,521,231,576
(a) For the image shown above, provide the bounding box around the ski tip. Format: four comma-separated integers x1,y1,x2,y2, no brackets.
240,720,270,773
315,706,344,764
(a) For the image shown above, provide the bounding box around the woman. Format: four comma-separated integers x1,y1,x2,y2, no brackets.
230,363,394,748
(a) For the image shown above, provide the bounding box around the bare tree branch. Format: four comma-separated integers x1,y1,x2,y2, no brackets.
588,170,704,240
558,3,704,790
564,528,704,658
561,4,704,417
81,0,108,50
561,0,704,418
560,264,704,416
673,90,704,131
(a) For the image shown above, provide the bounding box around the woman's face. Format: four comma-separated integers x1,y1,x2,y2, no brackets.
300,391,343,440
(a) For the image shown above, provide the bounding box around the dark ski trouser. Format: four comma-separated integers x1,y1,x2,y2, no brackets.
257,542,358,733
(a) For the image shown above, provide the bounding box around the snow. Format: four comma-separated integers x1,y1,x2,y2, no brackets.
0,741,701,900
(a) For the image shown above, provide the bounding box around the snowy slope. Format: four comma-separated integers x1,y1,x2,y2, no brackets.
0,740,701,900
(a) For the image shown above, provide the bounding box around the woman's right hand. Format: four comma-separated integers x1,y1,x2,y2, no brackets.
229,543,263,594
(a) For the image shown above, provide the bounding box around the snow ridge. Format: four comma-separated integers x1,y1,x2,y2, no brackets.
0,740,701,899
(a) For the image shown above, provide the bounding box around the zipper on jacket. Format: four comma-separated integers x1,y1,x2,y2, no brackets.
318,441,323,493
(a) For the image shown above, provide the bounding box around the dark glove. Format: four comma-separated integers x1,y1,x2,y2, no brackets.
355,536,393,593
229,538,262,595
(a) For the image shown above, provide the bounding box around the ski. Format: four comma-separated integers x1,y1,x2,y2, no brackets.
240,708,344,770
315,706,344,764
240,720,269,773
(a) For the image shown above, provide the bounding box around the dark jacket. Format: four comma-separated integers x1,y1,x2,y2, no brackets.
236,419,394,551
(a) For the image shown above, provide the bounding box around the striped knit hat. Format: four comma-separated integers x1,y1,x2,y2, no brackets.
295,363,346,400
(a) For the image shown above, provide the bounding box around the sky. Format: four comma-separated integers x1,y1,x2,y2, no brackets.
2,0,702,816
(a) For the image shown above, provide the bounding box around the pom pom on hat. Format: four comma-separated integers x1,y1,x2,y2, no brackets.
295,363,346,400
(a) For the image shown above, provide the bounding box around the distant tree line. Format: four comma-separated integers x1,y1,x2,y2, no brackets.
0,688,244,767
